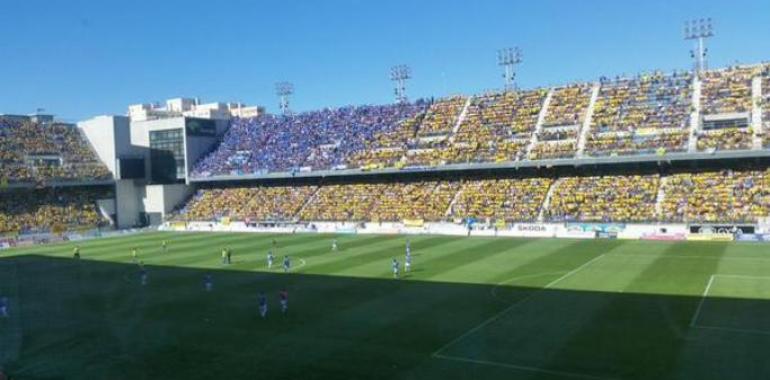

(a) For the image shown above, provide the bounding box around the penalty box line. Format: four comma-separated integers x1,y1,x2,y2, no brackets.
690,274,770,335
432,254,607,359
689,274,716,327
433,353,619,380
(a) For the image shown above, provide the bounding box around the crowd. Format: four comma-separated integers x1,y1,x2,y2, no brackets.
178,186,318,221
529,141,577,160
696,128,753,151
545,175,660,222
0,187,111,234
700,66,756,115
0,119,111,182
187,64,770,178
450,178,553,222
660,169,770,223
416,96,466,137
586,131,688,157
191,102,428,177
346,113,426,169
542,85,592,127
368,181,459,221
585,72,692,157
297,181,458,222
174,167,770,224
448,89,547,163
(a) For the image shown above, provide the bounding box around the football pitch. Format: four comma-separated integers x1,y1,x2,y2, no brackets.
2,232,770,379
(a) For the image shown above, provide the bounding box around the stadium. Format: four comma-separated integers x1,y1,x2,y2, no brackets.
3,2,770,379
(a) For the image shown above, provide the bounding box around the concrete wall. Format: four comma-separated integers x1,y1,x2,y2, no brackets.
77,116,118,177
115,180,142,228
142,183,194,222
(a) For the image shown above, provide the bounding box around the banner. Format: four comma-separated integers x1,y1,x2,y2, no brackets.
403,219,425,227
566,223,626,233
640,233,687,241
686,233,734,242
335,226,357,234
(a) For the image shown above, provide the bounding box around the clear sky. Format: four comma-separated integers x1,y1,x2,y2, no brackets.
1,0,769,121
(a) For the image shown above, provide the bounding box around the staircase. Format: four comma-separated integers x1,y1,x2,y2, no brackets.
752,76,763,150
537,178,561,222
525,88,554,158
444,182,464,218
687,77,702,152
576,84,601,158
654,175,668,221
294,186,323,220
449,96,473,139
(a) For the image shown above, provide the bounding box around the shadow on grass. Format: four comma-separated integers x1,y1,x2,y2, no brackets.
0,255,769,380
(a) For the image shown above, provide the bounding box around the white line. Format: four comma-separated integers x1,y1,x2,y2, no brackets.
712,274,770,280
434,353,618,380
689,275,716,327
489,271,568,299
605,253,770,262
432,254,606,356
693,324,770,336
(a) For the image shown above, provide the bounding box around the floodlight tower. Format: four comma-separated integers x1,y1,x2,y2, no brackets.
684,18,714,75
498,47,522,91
275,82,294,115
390,65,411,103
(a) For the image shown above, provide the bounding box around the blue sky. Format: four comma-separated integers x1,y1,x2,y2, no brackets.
1,0,769,121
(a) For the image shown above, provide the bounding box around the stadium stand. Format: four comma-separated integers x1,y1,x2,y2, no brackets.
0,187,112,234
450,90,546,163
0,118,111,183
660,169,770,223
178,185,318,221
700,66,755,115
191,103,426,177
585,72,692,157
416,96,466,137
450,178,553,222
187,63,770,181
545,174,660,222
697,66,757,152
297,181,458,222
174,167,770,225
346,112,426,169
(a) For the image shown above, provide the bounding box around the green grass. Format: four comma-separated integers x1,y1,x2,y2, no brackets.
3,232,770,379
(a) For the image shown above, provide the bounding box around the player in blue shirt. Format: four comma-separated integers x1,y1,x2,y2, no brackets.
267,250,275,269
283,256,291,273
258,292,268,318
392,258,400,278
203,273,213,292
0,296,8,318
